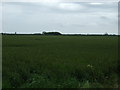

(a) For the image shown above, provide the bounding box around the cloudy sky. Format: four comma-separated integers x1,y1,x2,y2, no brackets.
1,1,118,34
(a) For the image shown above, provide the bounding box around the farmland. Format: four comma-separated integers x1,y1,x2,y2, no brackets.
2,35,118,88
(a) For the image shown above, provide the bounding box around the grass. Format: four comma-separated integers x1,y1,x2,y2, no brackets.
2,35,118,88
0,34,2,89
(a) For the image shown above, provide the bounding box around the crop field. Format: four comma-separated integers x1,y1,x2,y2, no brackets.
2,35,118,88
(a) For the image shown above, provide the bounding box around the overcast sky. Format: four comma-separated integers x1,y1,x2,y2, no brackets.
1,2,118,34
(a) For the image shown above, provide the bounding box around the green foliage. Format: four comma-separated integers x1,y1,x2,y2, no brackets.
21,74,80,88
2,35,118,88
81,81,90,88
21,74,55,88
42,31,62,35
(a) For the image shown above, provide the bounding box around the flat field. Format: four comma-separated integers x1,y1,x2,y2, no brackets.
2,35,118,88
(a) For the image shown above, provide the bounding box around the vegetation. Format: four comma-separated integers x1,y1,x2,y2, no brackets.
42,31,62,35
2,35,118,88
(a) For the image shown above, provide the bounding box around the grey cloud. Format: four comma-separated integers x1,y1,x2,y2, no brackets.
2,2,118,34
100,16,109,20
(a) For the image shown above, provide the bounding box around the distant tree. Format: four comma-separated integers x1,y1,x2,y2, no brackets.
42,31,46,35
104,32,108,36
42,31,62,35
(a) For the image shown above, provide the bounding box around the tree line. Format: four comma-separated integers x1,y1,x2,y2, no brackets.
1,31,117,36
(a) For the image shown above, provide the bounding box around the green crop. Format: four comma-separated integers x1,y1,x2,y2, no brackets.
2,35,118,88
